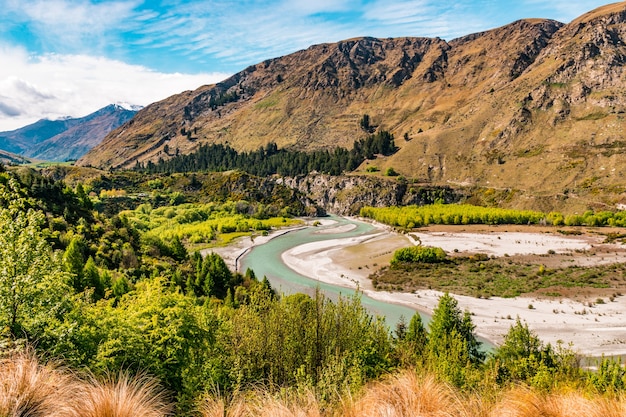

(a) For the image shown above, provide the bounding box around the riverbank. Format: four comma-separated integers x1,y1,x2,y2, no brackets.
280,219,626,357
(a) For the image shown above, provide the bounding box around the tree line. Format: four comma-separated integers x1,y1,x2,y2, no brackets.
135,130,398,176
361,203,626,229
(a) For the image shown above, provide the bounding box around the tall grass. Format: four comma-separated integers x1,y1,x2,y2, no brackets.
78,373,172,417
0,349,79,417
200,389,323,417
0,350,171,417
198,371,626,417
343,372,467,417
490,386,626,417
3,351,626,417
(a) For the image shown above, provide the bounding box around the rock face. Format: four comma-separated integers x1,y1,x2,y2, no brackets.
79,3,626,204
278,175,464,215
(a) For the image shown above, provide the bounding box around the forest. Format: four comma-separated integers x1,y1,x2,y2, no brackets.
135,130,398,176
2,165,626,416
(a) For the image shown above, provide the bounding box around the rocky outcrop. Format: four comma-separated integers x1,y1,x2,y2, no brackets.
278,174,465,215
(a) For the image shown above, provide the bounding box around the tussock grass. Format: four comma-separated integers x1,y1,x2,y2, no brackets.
0,349,79,417
78,373,172,417
490,386,626,417
343,371,483,417
3,351,626,417
200,389,323,417
0,350,170,417
199,372,626,417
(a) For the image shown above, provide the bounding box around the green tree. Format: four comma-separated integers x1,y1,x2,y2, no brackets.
170,235,188,261
427,293,484,387
0,178,70,338
406,312,428,356
63,236,86,290
395,312,428,366
492,318,562,387
82,256,104,300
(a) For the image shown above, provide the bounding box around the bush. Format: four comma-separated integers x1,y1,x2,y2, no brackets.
385,167,399,176
390,246,447,267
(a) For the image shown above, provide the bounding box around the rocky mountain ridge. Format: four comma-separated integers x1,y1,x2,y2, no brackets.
0,104,139,162
79,3,626,210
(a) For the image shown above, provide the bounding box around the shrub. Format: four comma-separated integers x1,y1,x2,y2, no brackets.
385,167,399,176
390,246,447,267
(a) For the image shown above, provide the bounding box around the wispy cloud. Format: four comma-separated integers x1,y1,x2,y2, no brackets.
0,45,228,131
0,0,615,131
3,0,139,53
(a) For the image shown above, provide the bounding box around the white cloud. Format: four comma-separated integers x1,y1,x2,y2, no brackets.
0,46,229,131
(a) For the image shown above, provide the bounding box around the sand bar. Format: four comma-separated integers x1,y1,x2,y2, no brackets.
280,221,626,357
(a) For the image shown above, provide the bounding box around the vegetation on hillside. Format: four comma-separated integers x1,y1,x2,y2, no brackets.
135,130,397,176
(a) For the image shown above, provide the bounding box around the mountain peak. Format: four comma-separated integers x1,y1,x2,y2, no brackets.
113,102,144,112
571,2,626,25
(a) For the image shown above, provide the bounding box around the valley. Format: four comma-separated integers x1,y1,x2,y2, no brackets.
3,2,626,415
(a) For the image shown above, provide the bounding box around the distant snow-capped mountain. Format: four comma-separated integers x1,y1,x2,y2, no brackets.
0,104,140,162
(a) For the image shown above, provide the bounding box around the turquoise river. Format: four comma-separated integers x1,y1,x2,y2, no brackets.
239,215,425,328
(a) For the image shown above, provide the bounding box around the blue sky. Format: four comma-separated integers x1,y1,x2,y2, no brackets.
0,0,617,131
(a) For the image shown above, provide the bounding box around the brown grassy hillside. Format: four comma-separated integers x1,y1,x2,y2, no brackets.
78,3,626,206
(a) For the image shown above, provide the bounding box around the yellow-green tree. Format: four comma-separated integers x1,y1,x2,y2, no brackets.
0,179,70,338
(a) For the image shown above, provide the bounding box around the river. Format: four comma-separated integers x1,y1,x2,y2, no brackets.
239,215,425,329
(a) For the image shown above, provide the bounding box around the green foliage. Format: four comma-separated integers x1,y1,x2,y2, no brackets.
222,289,393,398
491,318,559,387
390,246,447,267
63,236,86,290
0,178,71,338
136,130,397,177
395,312,428,366
82,256,104,301
122,201,300,247
385,167,398,176
187,252,231,298
362,202,626,234
361,204,547,228
360,114,372,132
587,357,626,393
426,293,484,387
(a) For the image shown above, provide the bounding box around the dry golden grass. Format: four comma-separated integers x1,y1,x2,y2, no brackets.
0,349,79,417
200,389,323,417
342,371,480,417
490,386,626,417
0,350,171,417
199,372,626,417
75,373,172,417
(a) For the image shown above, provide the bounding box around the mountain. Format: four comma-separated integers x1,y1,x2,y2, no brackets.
78,3,626,206
0,104,139,162
0,149,34,165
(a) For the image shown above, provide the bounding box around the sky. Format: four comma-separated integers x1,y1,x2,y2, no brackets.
0,0,618,131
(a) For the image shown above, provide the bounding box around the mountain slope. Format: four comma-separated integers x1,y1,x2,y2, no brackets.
78,3,626,204
0,149,34,165
0,105,139,162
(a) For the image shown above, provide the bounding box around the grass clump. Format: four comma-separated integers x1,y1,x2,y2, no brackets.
0,350,171,417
